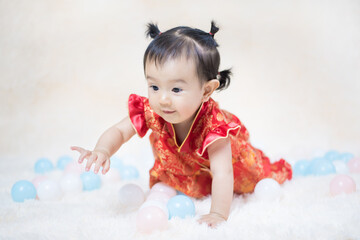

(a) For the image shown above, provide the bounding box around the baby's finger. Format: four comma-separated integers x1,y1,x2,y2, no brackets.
102,159,110,175
78,150,91,164
86,154,97,171
70,146,85,153
197,217,207,225
94,156,105,174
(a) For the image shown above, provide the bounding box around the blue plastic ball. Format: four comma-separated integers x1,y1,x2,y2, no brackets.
34,158,54,174
11,180,37,202
176,190,187,196
110,156,124,171
309,158,336,176
167,195,195,219
324,150,340,161
80,172,101,191
293,160,311,176
337,153,354,163
119,165,139,180
57,155,73,170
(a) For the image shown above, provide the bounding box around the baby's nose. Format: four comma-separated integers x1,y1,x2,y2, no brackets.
159,92,171,106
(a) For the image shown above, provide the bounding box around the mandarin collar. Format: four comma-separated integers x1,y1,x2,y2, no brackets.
165,100,210,153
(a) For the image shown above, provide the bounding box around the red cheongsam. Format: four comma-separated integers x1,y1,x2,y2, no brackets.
128,94,292,198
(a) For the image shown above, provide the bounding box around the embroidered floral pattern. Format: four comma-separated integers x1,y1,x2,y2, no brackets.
128,94,292,198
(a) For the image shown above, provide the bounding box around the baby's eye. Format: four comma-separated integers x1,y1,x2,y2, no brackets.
172,87,182,93
150,85,159,91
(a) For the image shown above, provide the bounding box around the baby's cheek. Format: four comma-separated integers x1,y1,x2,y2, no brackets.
148,100,157,111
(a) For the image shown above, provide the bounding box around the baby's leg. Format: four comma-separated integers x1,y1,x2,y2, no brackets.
232,143,292,194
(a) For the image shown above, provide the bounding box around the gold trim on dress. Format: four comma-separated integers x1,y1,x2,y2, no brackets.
170,101,205,152
197,125,241,156
169,124,180,148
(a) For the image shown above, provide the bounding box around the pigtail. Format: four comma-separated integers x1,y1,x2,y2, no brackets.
217,69,232,91
146,23,161,39
209,21,219,38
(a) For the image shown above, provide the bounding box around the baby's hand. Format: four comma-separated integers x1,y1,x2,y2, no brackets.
70,146,110,175
198,212,227,228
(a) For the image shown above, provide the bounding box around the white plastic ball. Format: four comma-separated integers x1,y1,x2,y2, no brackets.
254,178,282,201
59,174,83,193
332,160,349,174
118,184,145,211
37,180,63,201
32,175,49,189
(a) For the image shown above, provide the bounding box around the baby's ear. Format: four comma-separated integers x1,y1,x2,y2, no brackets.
202,79,220,102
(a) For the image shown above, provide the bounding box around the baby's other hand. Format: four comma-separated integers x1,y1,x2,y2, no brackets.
198,212,227,228
70,146,110,175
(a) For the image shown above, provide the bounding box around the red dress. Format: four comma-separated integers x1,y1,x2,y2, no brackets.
128,94,292,198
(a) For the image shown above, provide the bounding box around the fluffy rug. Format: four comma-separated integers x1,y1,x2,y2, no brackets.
1,151,359,240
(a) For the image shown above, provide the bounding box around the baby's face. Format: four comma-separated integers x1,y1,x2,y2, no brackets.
145,57,205,126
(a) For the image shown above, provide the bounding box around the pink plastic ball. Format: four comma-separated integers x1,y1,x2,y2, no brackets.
348,158,360,173
150,182,177,198
101,168,121,184
136,206,168,234
64,161,84,175
146,191,171,204
330,174,356,196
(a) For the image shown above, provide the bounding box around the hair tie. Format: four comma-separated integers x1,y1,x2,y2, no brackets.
209,32,214,36
159,32,162,35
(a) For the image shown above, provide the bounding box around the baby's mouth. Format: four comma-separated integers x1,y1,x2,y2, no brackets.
162,110,176,114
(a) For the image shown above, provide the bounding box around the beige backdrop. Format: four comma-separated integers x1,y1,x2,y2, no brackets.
0,0,359,164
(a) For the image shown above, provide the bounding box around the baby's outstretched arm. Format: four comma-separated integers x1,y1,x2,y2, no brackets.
71,116,136,175
198,137,234,228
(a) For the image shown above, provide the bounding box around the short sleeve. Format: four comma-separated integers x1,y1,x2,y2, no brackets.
197,122,240,156
128,94,149,138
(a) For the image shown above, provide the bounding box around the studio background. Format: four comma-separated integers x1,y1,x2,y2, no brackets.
0,0,359,167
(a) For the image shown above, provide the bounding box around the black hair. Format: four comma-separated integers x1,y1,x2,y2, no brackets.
143,21,231,91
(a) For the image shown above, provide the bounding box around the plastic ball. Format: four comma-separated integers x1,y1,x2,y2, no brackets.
110,156,124,171
136,206,168,234
140,200,169,219
80,172,101,191
311,157,324,164
64,161,84,175
11,180,37,202
329,175,356,196
332,160,349,174
309,158,336,176
37,180,63,201
176,191,186,196
254,178,282,201
338,153,354,163
167,195,195,219
59,174,83,193
150,182,177,198
146,191,171,204
31,175,49,189
348,158,360,173
100,168,121,183
118,184,145,210
119,165,139,180
57,155,73,170
293,160,311,176
34,158,54,174
324,150,340,161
